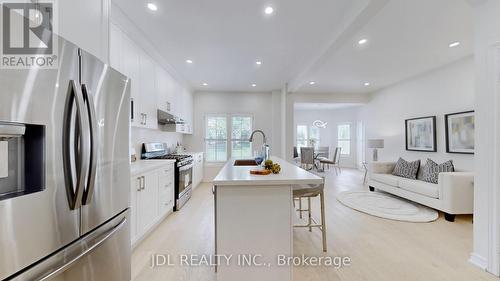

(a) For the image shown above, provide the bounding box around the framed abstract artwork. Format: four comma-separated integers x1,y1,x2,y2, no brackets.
445,111,475,154
405,116,437,152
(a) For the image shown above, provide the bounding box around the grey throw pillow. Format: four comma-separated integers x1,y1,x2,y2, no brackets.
392,158,420,179
421,159,454,184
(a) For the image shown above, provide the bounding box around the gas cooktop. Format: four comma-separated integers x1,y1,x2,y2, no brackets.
148,154,192,161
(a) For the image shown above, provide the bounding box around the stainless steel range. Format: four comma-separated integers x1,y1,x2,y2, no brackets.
141,143,193,211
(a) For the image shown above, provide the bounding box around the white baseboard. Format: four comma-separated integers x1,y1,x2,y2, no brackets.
469,253,488,271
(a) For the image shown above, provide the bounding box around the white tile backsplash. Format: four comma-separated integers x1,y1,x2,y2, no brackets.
131,127,183,160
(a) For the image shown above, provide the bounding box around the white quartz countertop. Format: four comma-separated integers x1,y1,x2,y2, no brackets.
130,160,175,176
213,156,323,186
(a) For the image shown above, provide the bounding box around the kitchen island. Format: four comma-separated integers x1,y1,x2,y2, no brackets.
213,156,323,281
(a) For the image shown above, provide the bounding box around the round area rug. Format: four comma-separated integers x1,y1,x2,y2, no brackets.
336,191,438,223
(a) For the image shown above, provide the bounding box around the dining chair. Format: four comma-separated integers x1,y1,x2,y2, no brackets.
316,146,329,159
319,147,342,175
293,146,300,163
300,147,314,170
315,146,329,171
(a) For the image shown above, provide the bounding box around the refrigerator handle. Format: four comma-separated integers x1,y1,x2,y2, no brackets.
81,84,98,205
63,80,91,210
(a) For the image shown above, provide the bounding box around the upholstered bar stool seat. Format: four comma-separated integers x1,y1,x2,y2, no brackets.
292,183,327,252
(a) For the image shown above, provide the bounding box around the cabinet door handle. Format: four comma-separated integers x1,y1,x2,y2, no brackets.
140,113,146,125
141,176,146,190
137,177,141,191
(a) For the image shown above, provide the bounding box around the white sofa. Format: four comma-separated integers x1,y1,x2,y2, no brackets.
368,162,474,222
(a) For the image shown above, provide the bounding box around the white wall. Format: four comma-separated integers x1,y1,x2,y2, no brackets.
471,0,500,275
184,91,274,182
285,93,370,162
358,57,475,171
294,107,360,168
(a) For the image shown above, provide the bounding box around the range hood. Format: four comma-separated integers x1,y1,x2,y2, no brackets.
157,109,185,124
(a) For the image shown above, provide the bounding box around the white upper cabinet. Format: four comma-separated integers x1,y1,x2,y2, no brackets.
58,0,110,63
120,32,141,126
109,22,193,132
139,53,158,129
109,24,123,72
156,65,174,113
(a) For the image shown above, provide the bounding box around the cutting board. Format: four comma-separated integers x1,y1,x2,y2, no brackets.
250,169,271,175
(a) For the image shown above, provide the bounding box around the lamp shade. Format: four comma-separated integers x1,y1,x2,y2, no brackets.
367,139,384,149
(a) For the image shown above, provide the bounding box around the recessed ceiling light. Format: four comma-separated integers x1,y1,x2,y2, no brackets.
264,6,274,15
255,61,262,65
364,82,370,86
309,81,316,85
202,82,208,86
449,41,461,48
185,59,193,64
251,83,257,87
147,3,158,11
358,39,368,45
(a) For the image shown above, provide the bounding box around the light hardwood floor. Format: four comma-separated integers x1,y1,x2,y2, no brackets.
132,168,498,281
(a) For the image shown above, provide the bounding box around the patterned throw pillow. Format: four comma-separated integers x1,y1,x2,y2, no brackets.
421,159,454,184
392,158,420,179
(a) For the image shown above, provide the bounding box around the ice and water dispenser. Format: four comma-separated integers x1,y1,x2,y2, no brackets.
0,122,44,201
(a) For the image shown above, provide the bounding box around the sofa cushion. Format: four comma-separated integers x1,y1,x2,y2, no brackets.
421,159,454,184
392,158,420,180
398,178,439,199
371,173,401,187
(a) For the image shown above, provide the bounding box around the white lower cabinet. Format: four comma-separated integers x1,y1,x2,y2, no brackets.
137,170,158,234
191,152,204,188
130,163,174,246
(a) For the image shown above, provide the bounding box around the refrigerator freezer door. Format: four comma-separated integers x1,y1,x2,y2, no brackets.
0,36,81,280
9,210,131,281
78,49,131,235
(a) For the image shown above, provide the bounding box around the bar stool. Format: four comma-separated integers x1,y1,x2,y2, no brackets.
293,183,327,252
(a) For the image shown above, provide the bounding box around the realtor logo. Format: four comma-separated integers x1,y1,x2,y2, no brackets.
1,1,58,69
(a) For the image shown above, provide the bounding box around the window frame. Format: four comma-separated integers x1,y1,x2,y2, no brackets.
230,115,254,160
204,114,229,163
308,126,320,149
337,123,352,156
204,114,254,163
296,124,309,150
296,124,321,150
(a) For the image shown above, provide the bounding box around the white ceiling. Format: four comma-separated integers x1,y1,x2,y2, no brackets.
113,0,473,94
294,103,362,111
292,0,473,94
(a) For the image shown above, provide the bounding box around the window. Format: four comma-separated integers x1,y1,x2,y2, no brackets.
296,125,321,150
309,126,320,149
205,115,253,162
231,116,253,159
337,124,351,155
205,116,227,162
296,125,308,149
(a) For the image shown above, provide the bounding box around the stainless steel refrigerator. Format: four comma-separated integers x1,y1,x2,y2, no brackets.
0,34,131,280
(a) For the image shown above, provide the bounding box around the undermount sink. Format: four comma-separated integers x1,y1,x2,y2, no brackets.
233,159,259,166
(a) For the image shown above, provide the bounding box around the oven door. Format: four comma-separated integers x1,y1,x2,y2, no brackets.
178,164,193,197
